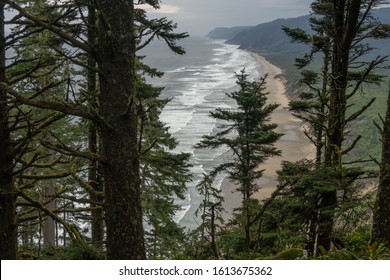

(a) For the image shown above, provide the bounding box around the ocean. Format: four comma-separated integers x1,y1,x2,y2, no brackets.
141,36,262,229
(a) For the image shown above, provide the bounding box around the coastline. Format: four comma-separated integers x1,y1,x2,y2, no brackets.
221,52,315,217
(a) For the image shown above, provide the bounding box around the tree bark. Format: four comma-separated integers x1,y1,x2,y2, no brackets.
0,1,17,259
210,202,220,259
89,122,104,249
87,3,104,250
372,81,390,244
97,0,145,259
43,181,56,246
319,0,361,251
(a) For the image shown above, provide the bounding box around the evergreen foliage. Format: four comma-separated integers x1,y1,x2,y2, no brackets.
372,80,390,244
1,0,389,261
280,0,390,254
0,0,190,260
136,63,192,259
191,174,224,259
197,70,281,252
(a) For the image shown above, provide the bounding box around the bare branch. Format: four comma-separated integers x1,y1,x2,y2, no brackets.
345,97,376,123
342,135,362,155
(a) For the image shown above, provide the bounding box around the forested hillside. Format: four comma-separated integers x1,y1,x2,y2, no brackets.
206,26,252,40
208,7,390,166
209,8,390,77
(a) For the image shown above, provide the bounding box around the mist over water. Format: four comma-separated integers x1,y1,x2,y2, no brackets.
141,36,262,229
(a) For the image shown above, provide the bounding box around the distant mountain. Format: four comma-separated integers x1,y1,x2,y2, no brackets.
207,26,252,40
208,8,390,166
208,7,390,79
228,15,311,54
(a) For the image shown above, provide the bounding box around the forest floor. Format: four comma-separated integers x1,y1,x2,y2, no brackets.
221,52,315,218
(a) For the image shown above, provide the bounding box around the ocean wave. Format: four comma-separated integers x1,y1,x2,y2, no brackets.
167,66,187,73
160,108,195,134
173,193,192,223
147,37,263,229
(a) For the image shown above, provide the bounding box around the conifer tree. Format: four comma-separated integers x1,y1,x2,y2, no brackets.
282,0,389,252
1,0,77,258
0,0,18,259
197,70,281,251
320,0,388,250
136,70,191,258
1,0,189,259
193,174,224,259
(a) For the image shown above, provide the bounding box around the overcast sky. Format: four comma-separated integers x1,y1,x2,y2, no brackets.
142,0,314,36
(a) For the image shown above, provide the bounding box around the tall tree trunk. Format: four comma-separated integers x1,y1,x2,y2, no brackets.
0,2,17,259
372,81,390,244
43,140,56,246
43,180,56,246
87,2,104,250
310,48,330,254
319,0,361,251
97,0,145,259
315,48,330,166
89,122,104,249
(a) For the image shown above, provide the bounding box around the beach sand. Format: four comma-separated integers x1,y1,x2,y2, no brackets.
221,53,315,217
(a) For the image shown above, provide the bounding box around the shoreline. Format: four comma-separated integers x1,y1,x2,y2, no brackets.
221,52,315,218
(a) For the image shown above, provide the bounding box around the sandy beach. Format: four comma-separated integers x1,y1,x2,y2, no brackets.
221,52,315,217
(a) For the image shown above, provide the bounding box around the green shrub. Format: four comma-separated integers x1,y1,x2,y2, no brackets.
270,248,304,260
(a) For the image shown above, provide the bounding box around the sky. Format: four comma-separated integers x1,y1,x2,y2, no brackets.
142,0,314,36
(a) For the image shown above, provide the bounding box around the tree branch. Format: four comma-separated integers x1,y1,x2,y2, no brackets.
0,82,98,121
345,98,376,123
249,182,288,227
341,135,362,155
18,189,84,241
5,0,92,54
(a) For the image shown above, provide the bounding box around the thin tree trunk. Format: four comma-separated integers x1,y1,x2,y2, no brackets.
97,0,145,259
89,123,104,249
310,49,330,254
43,180,56,246
210,202,220,259
87,3,104,250
0,2,17,259
372,81,390,244
43,145,56,246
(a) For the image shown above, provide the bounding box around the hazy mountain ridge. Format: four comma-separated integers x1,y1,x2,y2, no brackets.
208,7,390,165
206,26,253,40
208,8,390,74
228,15,311,56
